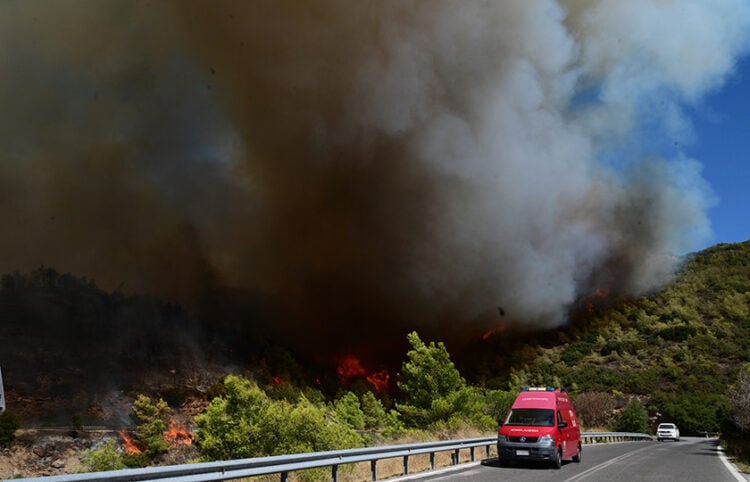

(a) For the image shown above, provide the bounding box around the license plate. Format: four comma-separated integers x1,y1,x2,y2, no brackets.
516,450,530,456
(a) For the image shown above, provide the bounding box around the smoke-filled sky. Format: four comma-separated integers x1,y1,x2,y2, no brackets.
1,1,749,352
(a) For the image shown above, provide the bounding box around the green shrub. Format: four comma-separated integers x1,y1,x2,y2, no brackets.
560,341,593,364
131,394,171,459
396,332,466,427
0,411,19,447
730,370,750,432
80,439,126,472
600,339,646,356
397,333,465,409
194,375,271,460
360,391,388,430
485,389,516,425
333,392,365,431
610,399,649,433
194,375,363,463
655,325,700,342
71,414,84,432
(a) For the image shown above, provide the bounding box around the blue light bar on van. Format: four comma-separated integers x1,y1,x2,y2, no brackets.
521,387,567,392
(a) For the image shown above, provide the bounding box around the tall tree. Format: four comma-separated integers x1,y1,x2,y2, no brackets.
396,331,465,426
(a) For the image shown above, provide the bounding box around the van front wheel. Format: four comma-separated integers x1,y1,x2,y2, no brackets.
552,448,562,469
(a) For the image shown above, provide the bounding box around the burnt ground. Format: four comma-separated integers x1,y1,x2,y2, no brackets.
0,428,201,479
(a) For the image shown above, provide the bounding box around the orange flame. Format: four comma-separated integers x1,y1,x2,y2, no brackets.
163,420,192,447
585,287,611,313
337,355,390,393
482,323,508,340
336,355,367,382
366,369,390,393
118,430,142,454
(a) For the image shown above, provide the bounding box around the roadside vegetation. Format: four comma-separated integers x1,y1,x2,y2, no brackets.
79,331,516,477
5,241,750,474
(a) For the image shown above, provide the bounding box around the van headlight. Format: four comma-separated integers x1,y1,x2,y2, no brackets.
538,435,555,446
498,435,508,442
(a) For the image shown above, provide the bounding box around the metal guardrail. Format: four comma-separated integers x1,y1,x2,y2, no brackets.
12,432,654,482
581,431,654,443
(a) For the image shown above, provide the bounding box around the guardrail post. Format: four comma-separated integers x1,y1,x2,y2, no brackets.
371,459,377,481
470,447,475,462
281,471,289,482
403,455,409,475
486,444,491,457
332,464,338,482
430,452,435,470
452,449,459,465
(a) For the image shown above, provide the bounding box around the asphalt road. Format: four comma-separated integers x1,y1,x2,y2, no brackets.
394,438,744,482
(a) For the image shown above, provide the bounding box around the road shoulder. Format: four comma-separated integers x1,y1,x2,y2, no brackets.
716,441,750,481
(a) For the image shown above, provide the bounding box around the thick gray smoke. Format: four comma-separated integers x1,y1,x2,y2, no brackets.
1,1,748,352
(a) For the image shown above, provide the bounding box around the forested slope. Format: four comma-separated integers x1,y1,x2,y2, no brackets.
487,241,750,433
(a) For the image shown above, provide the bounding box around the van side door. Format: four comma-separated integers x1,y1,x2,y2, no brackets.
557,410,570,457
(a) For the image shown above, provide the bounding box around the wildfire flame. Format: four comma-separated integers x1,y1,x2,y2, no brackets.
118,430,141,454
365,369,390,393
585,287,611,313
482,323,508,341
119,420,192,453
336,355,390,393
163,420,192,447
336,355,367,381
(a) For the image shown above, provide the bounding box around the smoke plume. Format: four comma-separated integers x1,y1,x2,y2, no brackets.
1,1,748,355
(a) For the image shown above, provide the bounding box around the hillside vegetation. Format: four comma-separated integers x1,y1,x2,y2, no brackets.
479,241,750,435
1,242,749,475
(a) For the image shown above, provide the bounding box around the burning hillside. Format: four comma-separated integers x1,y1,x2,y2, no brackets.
337,355,391,394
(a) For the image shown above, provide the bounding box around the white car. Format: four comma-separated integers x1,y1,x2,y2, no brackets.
656,423,680,441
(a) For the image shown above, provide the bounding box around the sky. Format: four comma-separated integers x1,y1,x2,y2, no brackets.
687,55,750,248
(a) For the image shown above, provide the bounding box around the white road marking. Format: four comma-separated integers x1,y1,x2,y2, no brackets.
716,442,748,482
561,444,655,482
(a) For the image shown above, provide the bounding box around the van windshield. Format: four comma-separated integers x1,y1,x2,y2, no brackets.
504,409,555,427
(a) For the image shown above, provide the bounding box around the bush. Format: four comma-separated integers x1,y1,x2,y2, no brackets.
333,392,365,431
560,341,593,364
131,394,171,459
360,391,388,430
574,392,616,428
265,396,363,456
655,325,700,342
195,375,363,463
610,399,649,433
485,389,516,426
71,414,84,432
80,439,126,472
194,375,271,460
730,370,750,431
600,339,646,356
0,411,19,447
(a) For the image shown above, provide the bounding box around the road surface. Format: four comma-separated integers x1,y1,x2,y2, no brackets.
392,437,746,482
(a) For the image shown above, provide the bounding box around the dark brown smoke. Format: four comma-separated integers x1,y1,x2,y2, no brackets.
1,1,748,358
